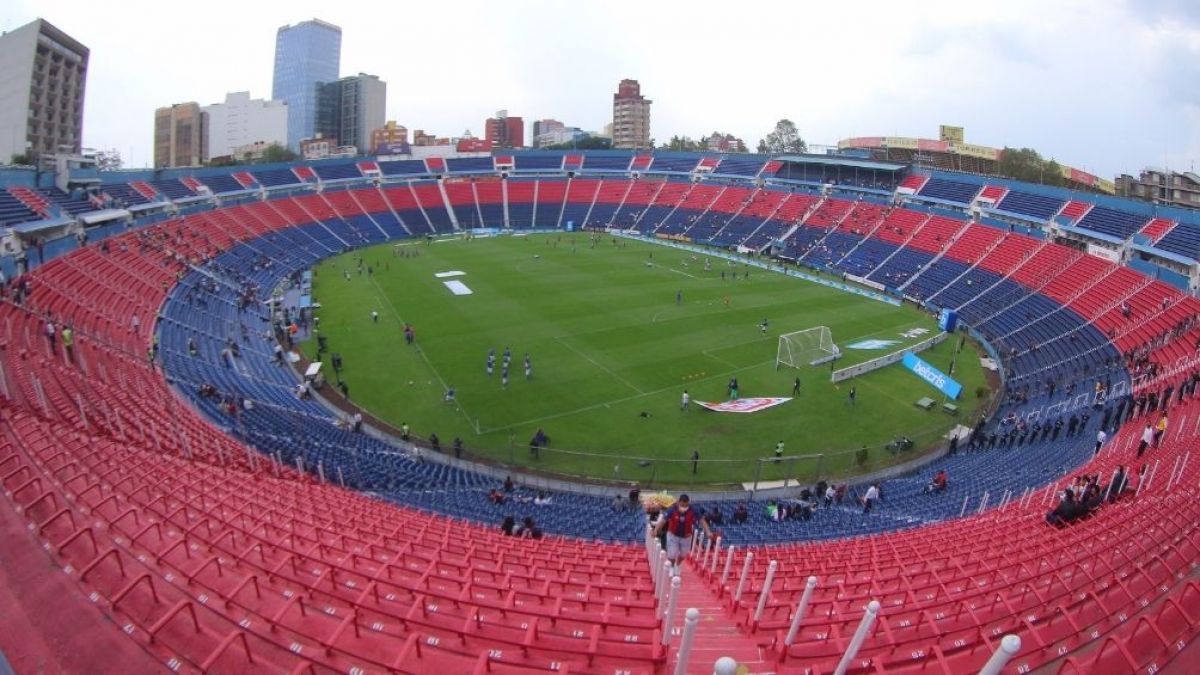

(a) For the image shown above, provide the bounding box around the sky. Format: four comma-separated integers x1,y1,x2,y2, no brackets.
2,0,1198,175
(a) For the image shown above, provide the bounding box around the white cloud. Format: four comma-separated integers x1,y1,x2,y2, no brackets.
0,0,1195,175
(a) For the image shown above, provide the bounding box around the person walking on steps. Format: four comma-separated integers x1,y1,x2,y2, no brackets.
653,494,712,576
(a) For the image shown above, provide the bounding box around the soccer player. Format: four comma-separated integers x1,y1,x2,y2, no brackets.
760,318,769,336
681,390,690,411
848,386,857,407
775,440,784,463
676,290,682,305
501,365,509,389
792,377,801,396
371,310,379,323
524,354,532,380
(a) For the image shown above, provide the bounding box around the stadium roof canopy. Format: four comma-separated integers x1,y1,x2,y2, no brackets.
774,154,908,172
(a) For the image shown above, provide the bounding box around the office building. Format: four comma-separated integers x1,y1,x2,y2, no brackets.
202,92,287,160
531,119,564,148
153,102,207,168
315,73,386,154
1116,169,1200,210
371,121,408,154
612,79,651,150
0,18,88,162
485,110,524,148
272,19,341,150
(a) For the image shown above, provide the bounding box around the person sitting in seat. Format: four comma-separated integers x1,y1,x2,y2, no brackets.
489,488,505,504
516,517,543,539
733,502,749,524
707,506,724,526
924,470,948,494
533,491,552,506
1045,488,1080,527
500,516,515,536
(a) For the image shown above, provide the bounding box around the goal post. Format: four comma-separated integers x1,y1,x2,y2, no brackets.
776,327,840,369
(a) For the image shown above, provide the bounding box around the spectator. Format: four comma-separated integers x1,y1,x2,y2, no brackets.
516,517,543,539
1046,489,1079,527
923,470,948,494
653,495,712,575
500,516,515,536
862,483,880,513
733,502,748,524
533,491,552,506
504,476,515,493
707,506,724,526
489,489,506,505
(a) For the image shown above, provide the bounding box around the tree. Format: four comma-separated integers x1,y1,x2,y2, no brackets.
758,119,807,155
996,147,1065,186
93,148,123,171
262,143,298,163
660,135,703,152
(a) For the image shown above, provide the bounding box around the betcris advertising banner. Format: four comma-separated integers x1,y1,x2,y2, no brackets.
901,352,963,400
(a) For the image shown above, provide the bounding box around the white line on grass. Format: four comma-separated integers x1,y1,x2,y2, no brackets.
483,358,775,435
659,265,700,279
702,349,739,369
553,336,645,395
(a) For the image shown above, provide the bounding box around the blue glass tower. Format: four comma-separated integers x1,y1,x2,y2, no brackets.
272,19,342,151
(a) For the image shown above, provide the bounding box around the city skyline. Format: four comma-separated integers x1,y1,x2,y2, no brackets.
0,0,1197,175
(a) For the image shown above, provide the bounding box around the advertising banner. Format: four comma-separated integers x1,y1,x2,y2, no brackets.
901,352,963,399
697,398,791,413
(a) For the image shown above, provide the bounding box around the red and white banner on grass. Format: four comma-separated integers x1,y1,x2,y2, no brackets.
696,397,792,413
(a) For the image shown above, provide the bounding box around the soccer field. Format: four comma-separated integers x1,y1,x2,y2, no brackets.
303,233,990,487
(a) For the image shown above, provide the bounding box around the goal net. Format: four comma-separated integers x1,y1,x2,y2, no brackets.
776,327,840,369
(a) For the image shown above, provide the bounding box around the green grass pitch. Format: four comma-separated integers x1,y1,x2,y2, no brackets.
302,233,989,488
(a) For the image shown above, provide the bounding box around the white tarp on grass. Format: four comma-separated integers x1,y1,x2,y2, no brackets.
435,271,466,278
443,280,473,295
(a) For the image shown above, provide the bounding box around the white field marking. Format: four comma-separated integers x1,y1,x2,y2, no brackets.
701,349,739,369
660,265,700,279
553,336,644,395
482,359,776,435
442,280,472,295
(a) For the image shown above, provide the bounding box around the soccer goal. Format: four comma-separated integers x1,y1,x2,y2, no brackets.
776,326,840,368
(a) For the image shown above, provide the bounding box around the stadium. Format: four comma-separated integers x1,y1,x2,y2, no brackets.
2,10,1200,675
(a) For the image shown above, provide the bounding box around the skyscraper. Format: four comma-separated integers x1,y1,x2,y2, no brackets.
272,19,341,150
0,19,88,163
612,79,651,150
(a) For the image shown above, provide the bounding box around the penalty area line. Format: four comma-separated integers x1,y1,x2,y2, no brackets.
484,358,776,435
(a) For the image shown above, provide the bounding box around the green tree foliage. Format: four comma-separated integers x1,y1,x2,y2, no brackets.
996,147,1065,186
758,119,807,155
660,135,704,152
262,143,298,163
